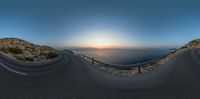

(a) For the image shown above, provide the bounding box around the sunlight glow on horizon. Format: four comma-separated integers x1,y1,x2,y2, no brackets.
0,0,200,49
69,29,136,49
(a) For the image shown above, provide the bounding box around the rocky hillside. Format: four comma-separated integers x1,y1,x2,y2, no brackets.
185,39,200,48
0,38,58,62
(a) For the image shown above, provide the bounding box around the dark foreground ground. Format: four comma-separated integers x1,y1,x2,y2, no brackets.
0,48,200,99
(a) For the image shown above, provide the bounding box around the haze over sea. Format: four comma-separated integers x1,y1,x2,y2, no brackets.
72,48,171,65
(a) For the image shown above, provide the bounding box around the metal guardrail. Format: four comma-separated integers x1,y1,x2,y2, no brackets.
74,51,175,74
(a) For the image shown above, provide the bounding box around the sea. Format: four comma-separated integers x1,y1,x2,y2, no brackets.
72,48,171,65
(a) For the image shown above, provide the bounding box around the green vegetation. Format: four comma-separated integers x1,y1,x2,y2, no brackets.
15,56,25,61
0,47,23,54
8,48,23,54
25,57,34,61
0,38,59,62
15,56,33,62
180,46,187,49
0,48,8,53
40,52,58,59
47,52,58,59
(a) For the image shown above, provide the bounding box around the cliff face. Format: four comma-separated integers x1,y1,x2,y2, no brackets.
0,38,58,62
186,39,200,48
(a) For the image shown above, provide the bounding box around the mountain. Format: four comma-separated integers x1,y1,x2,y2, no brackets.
0,38,58,62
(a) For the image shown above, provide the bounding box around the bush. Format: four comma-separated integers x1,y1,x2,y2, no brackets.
8,48,23,54
25,57,34,61
16,56,25,61
40,52,58,59
0,48,8,53
47,52,58,59
180,46,187,49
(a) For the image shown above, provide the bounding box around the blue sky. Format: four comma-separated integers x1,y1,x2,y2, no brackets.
0,0,200,49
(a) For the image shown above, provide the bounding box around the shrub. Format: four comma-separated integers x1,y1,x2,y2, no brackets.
25,57,34,61
180,46,187,49
16,56,25,61
8,48,23,54
47,52,58,59
40,52,58,59
0,48,8,53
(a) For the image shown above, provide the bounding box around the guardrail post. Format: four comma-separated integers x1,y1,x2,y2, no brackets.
138,62,141,74
83,55,84,59
92,57,94,64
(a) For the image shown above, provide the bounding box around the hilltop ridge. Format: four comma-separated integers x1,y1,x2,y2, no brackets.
185,39,200,48
0,38,58,62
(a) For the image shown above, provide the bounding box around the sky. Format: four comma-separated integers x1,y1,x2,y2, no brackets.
0,0,200,49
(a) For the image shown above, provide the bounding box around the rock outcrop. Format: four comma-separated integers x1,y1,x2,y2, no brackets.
185,39,200,48
0,38,58,62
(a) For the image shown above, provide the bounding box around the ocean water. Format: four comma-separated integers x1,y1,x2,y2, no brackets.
73,48,170,65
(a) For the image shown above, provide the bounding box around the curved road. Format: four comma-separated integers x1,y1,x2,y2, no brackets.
0,48,199,99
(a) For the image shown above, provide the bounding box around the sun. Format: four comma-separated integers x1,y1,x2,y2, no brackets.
82,30,120,49
89,43,116,49
74,29,132,49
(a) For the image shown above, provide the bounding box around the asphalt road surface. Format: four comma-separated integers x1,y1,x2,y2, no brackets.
0,48,200,99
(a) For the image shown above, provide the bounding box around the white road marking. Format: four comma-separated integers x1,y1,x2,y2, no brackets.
0,62,27,75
